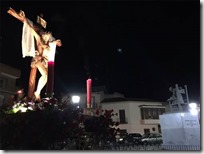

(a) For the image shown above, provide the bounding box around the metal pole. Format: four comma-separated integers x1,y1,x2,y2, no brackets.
184,85,190,105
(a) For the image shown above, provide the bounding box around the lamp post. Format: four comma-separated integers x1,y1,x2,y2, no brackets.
189,102,200,125
189,102,198,115
72,95,80,108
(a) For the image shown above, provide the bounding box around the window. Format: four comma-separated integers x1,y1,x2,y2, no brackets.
158,124,161,133
0,79,3,88
119,109,126,124
144,129,150,135
141,108,165,120
0,94,5,106
0,77,8,89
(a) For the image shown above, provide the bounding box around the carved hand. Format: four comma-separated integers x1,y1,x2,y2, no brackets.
56,39,62,47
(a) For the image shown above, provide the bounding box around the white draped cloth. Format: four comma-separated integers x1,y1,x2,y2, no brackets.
21,19,35,58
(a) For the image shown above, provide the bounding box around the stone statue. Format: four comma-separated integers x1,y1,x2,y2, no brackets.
167,84,186,112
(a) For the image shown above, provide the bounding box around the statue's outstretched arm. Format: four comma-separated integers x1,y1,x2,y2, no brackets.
54,39,62,47
8,7,41,43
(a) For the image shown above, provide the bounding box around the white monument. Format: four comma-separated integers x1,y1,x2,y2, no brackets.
160,84,200,150
160,112,200,149
167,84,189,112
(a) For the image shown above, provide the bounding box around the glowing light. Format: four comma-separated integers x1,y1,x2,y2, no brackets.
117,48,123,53
28,106,33,110
72,95,80,104
87,79,92,108
12,107,20,113
189,103,197,109
48,61,54,65
17,90,23,94
190,109,198,115
189,103,198,115
20,107,27,112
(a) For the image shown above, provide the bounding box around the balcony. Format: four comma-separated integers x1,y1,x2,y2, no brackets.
140,119,160,125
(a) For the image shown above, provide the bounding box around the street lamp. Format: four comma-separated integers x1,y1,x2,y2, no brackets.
72,95,80,108
189,102,198,115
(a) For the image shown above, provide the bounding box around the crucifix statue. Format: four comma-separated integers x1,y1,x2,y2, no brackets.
7,8,62,101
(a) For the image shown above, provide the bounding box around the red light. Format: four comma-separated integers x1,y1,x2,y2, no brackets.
87,79,92,108
17,90,22,94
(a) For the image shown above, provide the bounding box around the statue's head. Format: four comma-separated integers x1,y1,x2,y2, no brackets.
41,31,52,42
36,15,50,42
169,86,174,92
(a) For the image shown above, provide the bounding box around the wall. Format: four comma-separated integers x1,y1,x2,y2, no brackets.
0,63,21,106
102,100,165,135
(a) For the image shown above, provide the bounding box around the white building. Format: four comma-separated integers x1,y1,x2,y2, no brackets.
0,63,21,106
101,97,166,135
63,90,167,135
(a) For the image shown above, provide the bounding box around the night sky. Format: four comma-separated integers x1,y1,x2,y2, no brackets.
0,1,200,103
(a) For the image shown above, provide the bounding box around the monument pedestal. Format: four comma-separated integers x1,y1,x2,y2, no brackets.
159,112,200,150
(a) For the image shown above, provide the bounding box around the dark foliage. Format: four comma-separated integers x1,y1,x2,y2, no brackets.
0,99,119,150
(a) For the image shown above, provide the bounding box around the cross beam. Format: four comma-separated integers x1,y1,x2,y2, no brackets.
7,7,38,100
7,7,24,23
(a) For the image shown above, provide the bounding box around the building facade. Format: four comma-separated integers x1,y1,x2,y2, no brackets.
101,98,166,135
0,63,21,106
62,90,166,135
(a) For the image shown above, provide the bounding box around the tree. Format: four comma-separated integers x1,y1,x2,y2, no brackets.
0,97,119,150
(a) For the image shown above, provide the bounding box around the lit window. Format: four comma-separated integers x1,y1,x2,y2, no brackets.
141,108,165,120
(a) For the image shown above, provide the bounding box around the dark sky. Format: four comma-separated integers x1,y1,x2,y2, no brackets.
0,0,200,102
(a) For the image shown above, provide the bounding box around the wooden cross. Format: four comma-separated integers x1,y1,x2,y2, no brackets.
7,7,24,22
7,7,38,100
